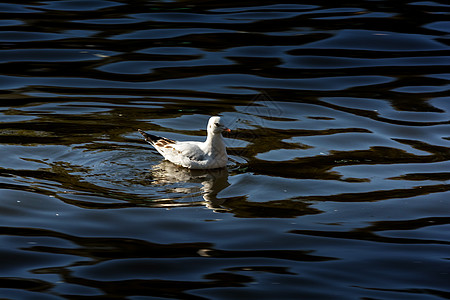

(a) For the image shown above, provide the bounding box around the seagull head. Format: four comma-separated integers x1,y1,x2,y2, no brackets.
207,116,231,135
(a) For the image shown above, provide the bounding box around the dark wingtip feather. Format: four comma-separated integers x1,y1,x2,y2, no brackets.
138,129,158,143
138,129,175,145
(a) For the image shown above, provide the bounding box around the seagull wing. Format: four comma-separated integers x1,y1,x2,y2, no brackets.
138,129,206,166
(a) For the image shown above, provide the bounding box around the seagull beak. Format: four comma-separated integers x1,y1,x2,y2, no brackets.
224,128,231,132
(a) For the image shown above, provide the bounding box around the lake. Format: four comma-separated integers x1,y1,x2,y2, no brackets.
0,0,449,299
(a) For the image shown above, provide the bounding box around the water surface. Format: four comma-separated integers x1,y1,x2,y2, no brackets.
0,0,449,299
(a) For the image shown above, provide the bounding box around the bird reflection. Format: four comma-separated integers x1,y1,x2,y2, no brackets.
150,161,230,212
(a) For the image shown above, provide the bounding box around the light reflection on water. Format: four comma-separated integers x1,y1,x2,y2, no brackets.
0,0,449,299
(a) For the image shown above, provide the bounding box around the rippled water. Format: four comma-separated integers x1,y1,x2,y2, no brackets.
1,0,450,299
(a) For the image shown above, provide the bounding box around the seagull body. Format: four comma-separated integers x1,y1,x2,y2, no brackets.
138,116,230,169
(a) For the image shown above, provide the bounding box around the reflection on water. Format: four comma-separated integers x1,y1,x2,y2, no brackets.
149,161,230,211
0,0,449,299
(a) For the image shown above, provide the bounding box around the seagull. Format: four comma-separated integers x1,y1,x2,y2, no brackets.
138,116,231,169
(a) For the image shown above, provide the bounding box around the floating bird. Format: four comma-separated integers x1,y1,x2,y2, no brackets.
138,116,230,169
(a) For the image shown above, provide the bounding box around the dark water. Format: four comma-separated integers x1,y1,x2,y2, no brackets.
1,0,450,299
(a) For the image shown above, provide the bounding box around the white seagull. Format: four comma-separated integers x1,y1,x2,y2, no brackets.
138,116,231,169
